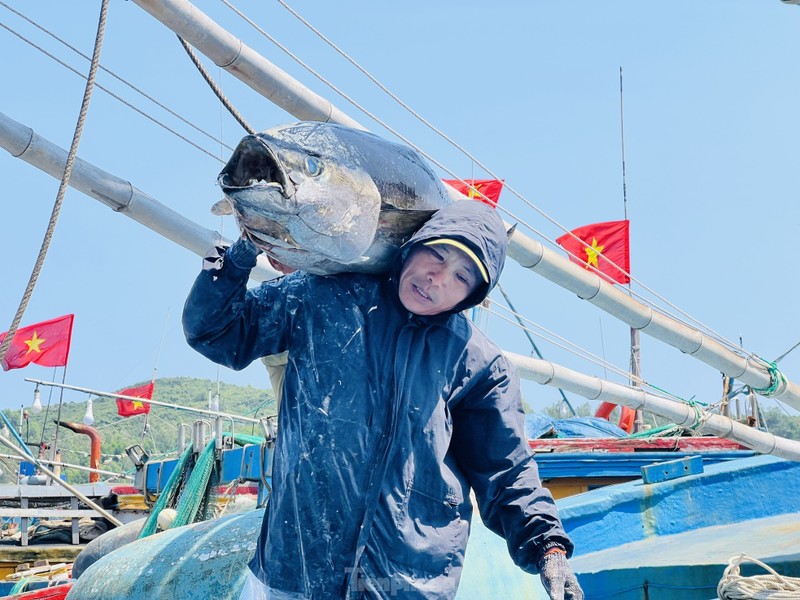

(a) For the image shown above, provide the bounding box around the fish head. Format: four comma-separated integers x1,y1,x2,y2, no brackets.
217,127,381,273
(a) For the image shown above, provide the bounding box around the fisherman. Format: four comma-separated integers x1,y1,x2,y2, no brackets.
183,200,583,600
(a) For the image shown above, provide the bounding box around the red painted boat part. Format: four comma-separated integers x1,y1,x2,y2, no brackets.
594,401,636,433
56,421,101,483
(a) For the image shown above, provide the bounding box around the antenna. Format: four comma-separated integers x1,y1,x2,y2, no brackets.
620,67,629,221
620,67,643,431
141,310,169,449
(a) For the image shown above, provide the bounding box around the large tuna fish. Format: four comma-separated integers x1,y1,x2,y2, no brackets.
214,121,451,274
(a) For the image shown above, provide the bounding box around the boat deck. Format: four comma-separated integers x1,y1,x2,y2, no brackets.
572,512,800,599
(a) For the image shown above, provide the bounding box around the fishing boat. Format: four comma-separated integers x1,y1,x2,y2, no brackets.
0,375,276,596
3,1,800,598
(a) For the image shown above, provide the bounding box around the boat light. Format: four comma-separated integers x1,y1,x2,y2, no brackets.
83,398,95,426
31,385,43,414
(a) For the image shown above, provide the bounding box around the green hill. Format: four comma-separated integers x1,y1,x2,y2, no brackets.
0,377,275,484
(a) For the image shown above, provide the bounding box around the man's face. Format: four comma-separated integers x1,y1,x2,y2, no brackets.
398,243,483,316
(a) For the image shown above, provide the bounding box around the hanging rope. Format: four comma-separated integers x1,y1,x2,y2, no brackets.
718,554,800,599
259,0,751,360
0,1,233,153
0,0,109,367
177,36,255,135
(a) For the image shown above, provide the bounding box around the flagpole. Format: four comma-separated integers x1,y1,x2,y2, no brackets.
38,369,58,449
620,67,643,433
142,309,169,450
49,366,69,481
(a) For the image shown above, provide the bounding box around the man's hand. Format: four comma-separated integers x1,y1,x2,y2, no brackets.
539,550,583,600
202,244,229,272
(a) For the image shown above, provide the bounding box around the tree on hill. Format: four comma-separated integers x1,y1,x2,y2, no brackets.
0,377,275,484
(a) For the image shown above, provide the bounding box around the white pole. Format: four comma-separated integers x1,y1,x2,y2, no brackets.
0,112,278,283
126,1,800,412
0,453,131,480
131,0,364,130
25,379,263,425
505,351,800,462
0,435,123,526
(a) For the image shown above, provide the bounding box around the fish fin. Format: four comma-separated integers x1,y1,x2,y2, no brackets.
378,207,438,230
211,198,234,216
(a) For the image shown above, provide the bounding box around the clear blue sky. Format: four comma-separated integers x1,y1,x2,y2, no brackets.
2,1,800,423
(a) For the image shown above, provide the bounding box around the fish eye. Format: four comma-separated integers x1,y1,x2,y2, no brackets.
305,156,323,177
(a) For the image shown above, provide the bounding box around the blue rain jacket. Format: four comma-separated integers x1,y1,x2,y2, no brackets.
183,201,573,599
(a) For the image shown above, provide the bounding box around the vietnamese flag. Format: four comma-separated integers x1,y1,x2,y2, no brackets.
556,220,631,284
116,382,154,417
442,179,504,207
0,314,74,371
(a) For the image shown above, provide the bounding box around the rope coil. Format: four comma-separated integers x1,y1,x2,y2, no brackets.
718,554,800,599
751,359,788,398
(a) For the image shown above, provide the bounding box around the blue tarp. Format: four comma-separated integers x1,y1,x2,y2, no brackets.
525,414,629,439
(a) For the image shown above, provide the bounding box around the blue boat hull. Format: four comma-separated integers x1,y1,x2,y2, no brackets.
560,454,800,599
67,506,546,599
67,510,260,599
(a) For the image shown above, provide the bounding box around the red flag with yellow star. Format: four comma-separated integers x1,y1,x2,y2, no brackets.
116,382,154,417
0,314,74,371
442,179,504,207
556,220,630,284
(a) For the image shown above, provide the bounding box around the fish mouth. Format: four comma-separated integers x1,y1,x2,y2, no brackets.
218,135,294,198
248,227,303,252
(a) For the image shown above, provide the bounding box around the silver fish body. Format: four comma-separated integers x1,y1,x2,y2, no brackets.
216,122,451,274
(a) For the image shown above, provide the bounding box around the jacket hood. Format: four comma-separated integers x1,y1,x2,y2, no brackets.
398,200,508,314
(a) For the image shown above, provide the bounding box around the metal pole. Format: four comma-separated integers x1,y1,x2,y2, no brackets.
507,234,800,410
504,351,800,462
4,7,798,409
619,67,644,432
124,4,800,411
0,434,123,526
0,112,278,283
0,453,131,480
25,378,262,424
131,0,364,130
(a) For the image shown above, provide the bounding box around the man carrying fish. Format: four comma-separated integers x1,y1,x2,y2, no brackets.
183,197,582,600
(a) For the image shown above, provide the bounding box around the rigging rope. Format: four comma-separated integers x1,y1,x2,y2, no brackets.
1,1,767,396
177,36,256,136
0,0,109,368
263,0,749,360
0,22,226,163
0,1,233,153
718,554,800,599
487,301,674,397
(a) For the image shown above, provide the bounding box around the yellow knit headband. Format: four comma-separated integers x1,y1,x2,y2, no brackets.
423,239,489,283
